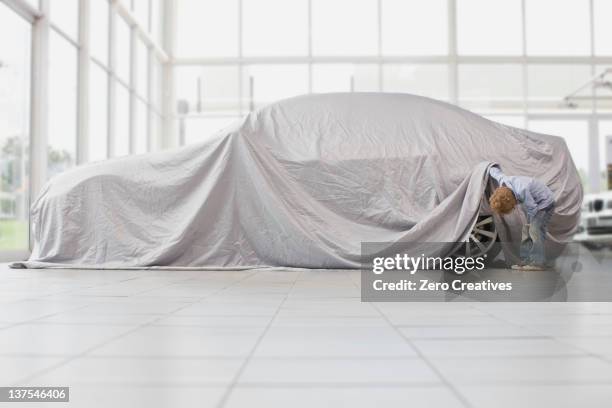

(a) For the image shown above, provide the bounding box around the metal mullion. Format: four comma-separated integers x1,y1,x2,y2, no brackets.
49,23,80,47
114,75,130,89
588,0,599,192
376,0,382,92
112,0,168,62
172,55,612,66
1,0,42,22
90,56,111,72
76,0,90,165
307,0,312,93
160,0,175,148
30,0,50,203
147,0,152,33
147,46,153,151
521,0,528,128
238,0,244,117
447,0,458,105
107,1,117,157
129,24,137,154
24,0,50,255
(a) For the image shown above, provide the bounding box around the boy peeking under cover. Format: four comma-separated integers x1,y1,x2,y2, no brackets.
488,166,555,271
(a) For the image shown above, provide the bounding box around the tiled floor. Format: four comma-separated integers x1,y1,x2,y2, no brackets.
1,263,612,407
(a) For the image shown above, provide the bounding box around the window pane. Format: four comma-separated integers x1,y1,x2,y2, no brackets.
312,0,377,56
115,15,131,84
136,39,149,99
89,62,108,162
135,101,148,154
151,58,162,111
594,0,612,55
151,0,162,43
527,65,592,111
176,0,238,58
312,64,379,93
459,64,523,110
49,0,79,40
242,65,309,109
0,4,31,251
114,83,130,156
382,64,449,101
132,0,149,30
526,0,590,56
48,32,77,179
243,0,308,56
184,117,240,145
90,0,109,65
598,121,612,190
594,65,612,112
458,0,522,55
175,66,240,114
528,120,589,189
381,0,447,56
151,113,162,152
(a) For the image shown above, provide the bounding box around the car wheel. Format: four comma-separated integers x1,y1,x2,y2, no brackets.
453,215,500,260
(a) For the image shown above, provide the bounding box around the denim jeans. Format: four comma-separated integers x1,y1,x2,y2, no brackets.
519,204,555,266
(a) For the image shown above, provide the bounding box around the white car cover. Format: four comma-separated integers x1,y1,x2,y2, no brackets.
12,93,582,269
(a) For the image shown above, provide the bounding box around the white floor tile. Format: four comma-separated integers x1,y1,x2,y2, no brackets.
75,301,191,315
238,357,440,385
0,356,64,385
91,326,264,357
2,263,612,408
412,338,587,357
458,384,612,408
224,386,464,408
173,302,281,317
153,315,272,327
399,324,540,339
277,300,379,317
65,384,227,408
271,316,390,328
253,326,417,358
0,324,134,356
39,313,160,326
555,337,612,358
0,300,89,323
28,356,245,385
431,356,612,384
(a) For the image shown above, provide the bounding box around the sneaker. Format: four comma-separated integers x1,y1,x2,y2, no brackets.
511,264,525,270
522,264,546,271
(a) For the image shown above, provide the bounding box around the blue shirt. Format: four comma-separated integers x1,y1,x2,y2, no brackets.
489,166,554,221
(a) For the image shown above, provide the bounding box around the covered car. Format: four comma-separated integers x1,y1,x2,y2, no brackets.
13,93,583,269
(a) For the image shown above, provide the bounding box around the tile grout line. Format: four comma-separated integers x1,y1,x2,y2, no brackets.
12,270,261,386
475,304,612,365
349,264,474,408
216,270,303,408
368,301,475,408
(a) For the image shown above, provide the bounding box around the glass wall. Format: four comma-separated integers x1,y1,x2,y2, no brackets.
47,0,165,167
174,0,612,194
0,0,167,257
0,4,31,252
85,0,165,160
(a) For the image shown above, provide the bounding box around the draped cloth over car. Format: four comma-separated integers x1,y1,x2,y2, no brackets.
11,93,582,269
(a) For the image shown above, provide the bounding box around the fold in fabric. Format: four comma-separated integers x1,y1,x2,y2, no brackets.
12,93,582,269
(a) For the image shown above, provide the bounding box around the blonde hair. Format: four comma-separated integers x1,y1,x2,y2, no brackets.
489,186,517,215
